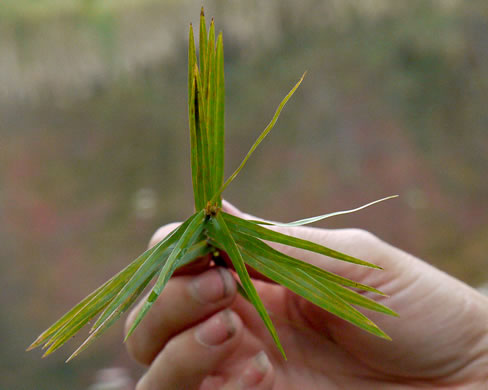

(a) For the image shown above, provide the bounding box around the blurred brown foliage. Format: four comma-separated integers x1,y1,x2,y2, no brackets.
1,1,487,388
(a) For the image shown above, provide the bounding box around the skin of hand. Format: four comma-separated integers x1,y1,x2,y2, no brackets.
125,201,488,390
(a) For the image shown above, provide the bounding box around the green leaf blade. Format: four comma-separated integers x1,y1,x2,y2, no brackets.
241,249,391,340
65,269,157,362
233,231,386,295
194,65,212,203
223,212,382,269
199,7,207,92
238,235,397,317
125,210,206,339
189,68,204,210
188,23,197,116
27,278,111,351
208,213,286,359
206,20,217,196
92,217,195,332
320,278,398,317
214,33,225,205
29,242,161,354
212,73,306,201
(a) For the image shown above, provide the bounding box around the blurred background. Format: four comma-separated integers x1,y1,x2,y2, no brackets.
1,0,487,388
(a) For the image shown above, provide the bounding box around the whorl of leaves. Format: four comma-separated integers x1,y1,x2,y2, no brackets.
28,8,397,362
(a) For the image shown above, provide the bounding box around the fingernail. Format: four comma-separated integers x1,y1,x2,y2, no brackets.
189,267,234,304
195,309,237,347
238,351,270,388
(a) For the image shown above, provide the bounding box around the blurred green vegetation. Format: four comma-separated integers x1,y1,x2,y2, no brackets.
1,0,487,388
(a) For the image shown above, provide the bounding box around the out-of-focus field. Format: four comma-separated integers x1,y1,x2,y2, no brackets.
1,1,487,388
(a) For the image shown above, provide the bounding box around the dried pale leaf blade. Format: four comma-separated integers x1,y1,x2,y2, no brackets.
125,211,206,339
241,249,391,340
208,213,286,359
223,212,381,269
212,73,306,202
233,231,386,295
214,33,225,205
66,269,157,362
255,196,398,227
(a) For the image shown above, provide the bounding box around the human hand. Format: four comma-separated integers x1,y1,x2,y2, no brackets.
126,201,488,389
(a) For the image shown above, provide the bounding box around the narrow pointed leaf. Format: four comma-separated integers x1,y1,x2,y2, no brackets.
252,196,398,227
28,278,113,351
212,73,306,202
239,238,397,316
205,20,215,103
188,24,197,115
41,239,211,358
194,65,211,202
319,278,398,317
214,33,225,205
241,249,391,340
125,210,206,339
149,211,205,302
208,213,286,359
41,260,154,354
199,7,207,90
66,270,157,362
223,213,381,269
206,20,217,196
189,68,204,209
29,241,162,353
233,231,386,295
42,276,130,356
93,216,194,331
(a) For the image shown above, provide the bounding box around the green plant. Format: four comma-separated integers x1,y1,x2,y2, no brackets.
28,9,397,362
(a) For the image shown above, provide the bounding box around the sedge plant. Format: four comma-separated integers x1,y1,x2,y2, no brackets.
28,9,398,362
